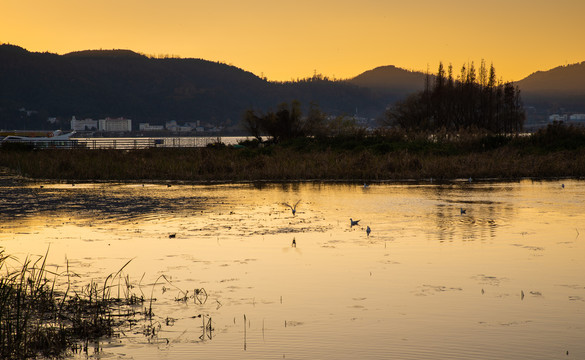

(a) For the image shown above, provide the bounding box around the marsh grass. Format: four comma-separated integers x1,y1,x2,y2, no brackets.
0,250,145,359
1,123,584,181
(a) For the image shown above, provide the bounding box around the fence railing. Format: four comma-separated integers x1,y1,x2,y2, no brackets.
1,137,225,150
76,137,221,149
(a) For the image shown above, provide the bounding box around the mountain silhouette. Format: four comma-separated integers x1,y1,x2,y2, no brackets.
516,62,585,113
1,44,584,131
348,65,427,94
0,44,389,130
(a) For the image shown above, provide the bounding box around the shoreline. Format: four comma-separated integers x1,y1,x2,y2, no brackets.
1,165,582,187
2,125,585,183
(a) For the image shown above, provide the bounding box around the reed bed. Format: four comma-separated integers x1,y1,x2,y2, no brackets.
0,250,144,359
1,124,585,182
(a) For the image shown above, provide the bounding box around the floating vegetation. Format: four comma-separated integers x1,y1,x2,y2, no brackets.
414,284,464,296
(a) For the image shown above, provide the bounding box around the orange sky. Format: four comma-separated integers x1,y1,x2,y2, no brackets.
2,0,584,82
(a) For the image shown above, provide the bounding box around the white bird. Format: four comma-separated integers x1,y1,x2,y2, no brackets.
350,218,360,227
283,200,301,216
366,226,371,236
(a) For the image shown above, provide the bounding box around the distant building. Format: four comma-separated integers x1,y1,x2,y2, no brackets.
549,114,585,123
549,114,568,122
165,120,193,132
176,125,193,132
165,120,178,131
139,123,164,131
71,116,98,131
99,117,132,132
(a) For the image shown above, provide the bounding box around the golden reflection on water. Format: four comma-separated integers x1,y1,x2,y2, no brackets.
1,180,584,359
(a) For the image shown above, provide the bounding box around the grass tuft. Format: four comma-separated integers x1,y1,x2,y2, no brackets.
0,250,145,359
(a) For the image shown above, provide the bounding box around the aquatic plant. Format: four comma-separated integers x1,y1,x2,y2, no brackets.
0,250,145,359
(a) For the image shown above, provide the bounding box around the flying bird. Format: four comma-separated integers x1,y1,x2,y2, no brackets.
283,200,301,216
350,218,360,227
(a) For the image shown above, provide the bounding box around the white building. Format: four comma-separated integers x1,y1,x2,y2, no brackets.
549,114,585,123
549,114,568,122
99,117,132,132
71,116,98,131
139,123,164,131
176,125,193,132
165,120,178,131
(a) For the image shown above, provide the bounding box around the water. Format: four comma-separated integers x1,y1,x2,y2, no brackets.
1,179,584,359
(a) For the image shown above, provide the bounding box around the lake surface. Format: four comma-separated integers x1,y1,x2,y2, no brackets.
1,179,584,359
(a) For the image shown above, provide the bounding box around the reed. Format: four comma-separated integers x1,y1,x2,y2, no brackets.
0,250,145,359
1,125,584,181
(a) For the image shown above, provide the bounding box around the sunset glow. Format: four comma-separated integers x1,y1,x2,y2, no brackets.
2,0,585,81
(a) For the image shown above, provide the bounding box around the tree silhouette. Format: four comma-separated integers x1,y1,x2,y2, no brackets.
384,62,525,134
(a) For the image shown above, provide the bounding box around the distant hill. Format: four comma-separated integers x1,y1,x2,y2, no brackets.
0,44,273,129
0,44,393,130
347,65,427,94
516,62,585,113
517,62,585,95
1,44,584,131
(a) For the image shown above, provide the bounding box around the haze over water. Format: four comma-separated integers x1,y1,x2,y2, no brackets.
0,179,584,359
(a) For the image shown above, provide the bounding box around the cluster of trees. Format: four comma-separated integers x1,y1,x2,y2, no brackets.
242,101,360,142
384,61,525,133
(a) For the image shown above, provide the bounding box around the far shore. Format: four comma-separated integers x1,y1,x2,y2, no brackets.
2,124,585,183
1,147,584,184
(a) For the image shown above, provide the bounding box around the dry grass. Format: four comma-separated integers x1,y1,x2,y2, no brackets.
1,125,585,182
0,250,144,359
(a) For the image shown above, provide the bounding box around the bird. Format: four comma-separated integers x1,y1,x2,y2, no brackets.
350,218,360,227
169,233,176,239
283,200,301,216
468,177,473,183
292,238,296,247
460,208,466,215
562,183,565,188
363,183,369,189
366,226,371,237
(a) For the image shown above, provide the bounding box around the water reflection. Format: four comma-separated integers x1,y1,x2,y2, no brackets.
0,179,584,359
